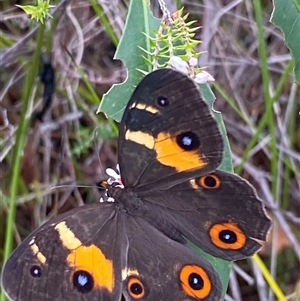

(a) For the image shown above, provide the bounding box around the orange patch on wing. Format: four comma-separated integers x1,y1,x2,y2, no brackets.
125,129,207,172
67,245,114,292
55,221,114,291
154,132,207,172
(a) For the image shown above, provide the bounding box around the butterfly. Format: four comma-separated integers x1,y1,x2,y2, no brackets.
1,68,271,301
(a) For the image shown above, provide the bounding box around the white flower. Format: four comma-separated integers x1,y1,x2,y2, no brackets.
105,164,124,188
99,197,115,202
194,71,215,84
169,56,188,74
99,164,124,203
106,167,120,181
189,57,198,66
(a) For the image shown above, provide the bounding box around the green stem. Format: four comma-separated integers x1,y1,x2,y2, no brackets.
89,0,119,47
235,59,294,175
1,25,45,301
236,0,278,186
253,0,277,197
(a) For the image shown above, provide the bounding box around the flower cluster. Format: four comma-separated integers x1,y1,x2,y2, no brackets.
170,56,214,84
141,8,214,84
16,0,55,24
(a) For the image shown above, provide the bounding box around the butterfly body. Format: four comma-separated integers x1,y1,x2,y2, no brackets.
1,68,271,301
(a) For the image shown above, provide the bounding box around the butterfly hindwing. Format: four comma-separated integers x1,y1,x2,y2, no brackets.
123,216,222,301
138,170,271,261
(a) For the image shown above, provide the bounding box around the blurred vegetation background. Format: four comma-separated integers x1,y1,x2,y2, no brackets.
0,0,299,300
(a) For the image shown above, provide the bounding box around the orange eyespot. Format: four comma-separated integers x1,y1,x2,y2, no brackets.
198,174,221,189
180,265,212,299
209,222,246,250
127,277,145,299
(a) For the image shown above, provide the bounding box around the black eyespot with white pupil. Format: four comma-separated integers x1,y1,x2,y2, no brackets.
219,230,237,244
30,265,42,277
73,270,94,293
188,272,204,290
176,131,200,151
204,176,217,187
157,96,169,106
130,282,143,295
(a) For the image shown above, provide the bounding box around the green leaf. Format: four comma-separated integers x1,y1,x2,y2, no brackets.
97,0,160,122
199,84,233,172
271,0,300,83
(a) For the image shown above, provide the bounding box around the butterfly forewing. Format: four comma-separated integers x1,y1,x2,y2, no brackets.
1,204,126,301
118,69,223,191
